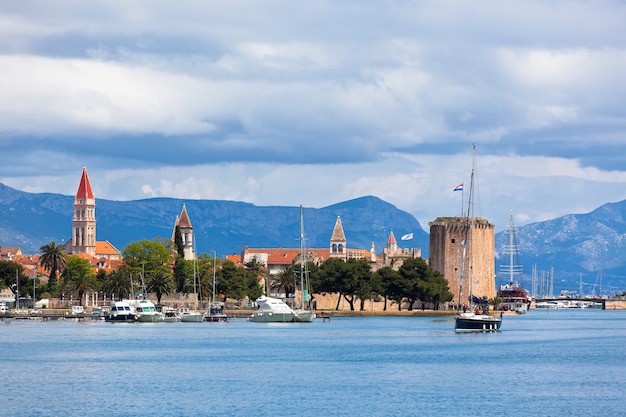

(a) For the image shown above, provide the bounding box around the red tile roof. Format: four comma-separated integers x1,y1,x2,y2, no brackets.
76,165,94,199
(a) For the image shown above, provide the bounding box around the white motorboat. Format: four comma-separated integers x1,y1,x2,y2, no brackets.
161,307,180,322
105,300,136,322
178,307,204,322
129,299,161,323
249,296,295,322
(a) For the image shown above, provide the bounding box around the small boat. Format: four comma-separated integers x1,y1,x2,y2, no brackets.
105,300,136,322
161,307,180,322
249,296,296,322
292,205,316,323
204,302,228,322
129,299,161,323
178,307,204,322
204,252,229,322
456,310,503,332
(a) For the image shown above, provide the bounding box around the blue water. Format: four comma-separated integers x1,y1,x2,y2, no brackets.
2,310,625,417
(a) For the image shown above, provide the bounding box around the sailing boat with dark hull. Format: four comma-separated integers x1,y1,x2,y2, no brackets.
454,145,502,333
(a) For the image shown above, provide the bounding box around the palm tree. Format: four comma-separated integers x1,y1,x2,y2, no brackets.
146,269,175,305
39,241,67,294
61,256,98,306
103,269,132,300
271,266,295,298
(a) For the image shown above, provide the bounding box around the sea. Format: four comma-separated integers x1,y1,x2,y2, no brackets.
1,309,625,417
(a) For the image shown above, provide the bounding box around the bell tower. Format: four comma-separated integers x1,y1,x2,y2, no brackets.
71,166,96,256
329,216,347,259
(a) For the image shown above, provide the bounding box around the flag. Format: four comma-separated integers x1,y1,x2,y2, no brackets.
453,183,463,192
401,233,413,241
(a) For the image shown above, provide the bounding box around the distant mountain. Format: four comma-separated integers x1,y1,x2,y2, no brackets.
2,182,626,294
0,183,428,259
495,201,626,295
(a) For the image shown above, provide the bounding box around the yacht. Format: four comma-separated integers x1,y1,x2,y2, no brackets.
249,296,296,323
105,300,136,322
129,299,161,323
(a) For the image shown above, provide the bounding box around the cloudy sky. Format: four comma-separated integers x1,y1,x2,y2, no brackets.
1,0,626,232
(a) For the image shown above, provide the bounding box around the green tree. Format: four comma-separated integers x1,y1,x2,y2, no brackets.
39,241,67,295
317,257,347,310
397,258,453,311
146,269,175,305
122,239,173,294
61,256,98,306
375,266,401,311
174,226,185,257
0,260,25,306
342,258,373,311
103,269,132,300
271,266,295,298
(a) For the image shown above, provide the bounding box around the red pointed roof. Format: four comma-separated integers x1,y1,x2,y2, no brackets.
387,230,397,246
76,166,94,199
177,204,192,228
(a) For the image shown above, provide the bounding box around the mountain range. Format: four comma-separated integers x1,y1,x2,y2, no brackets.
1,182,625,294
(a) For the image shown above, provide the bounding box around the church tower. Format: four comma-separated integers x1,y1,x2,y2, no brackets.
428,216,496,305
71,166,96,256
173,204,195,260
329,216,347,259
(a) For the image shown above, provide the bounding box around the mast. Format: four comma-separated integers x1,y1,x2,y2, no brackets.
212,250,217,305
467,144,476,307
299,204,307,310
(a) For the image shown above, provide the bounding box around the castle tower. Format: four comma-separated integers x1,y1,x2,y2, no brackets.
429,216,496,305
71,166,96,256
173,204,195,260
386,230,398,253
329,216,346,259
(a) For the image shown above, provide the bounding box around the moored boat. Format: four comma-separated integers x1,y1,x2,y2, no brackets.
178,307,204,322
204,302,228,322
105,300,136,322
497,211,532,314
249,296,295,322
161,307,180,322
129,299,161,323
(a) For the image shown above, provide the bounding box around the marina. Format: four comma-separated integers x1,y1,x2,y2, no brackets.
1,309,625,417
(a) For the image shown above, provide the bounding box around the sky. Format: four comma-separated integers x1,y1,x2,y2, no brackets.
1,0,626,233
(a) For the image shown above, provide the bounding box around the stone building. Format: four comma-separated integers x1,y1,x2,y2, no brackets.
429,216,496,305
172,204,195,260
65,166,121,264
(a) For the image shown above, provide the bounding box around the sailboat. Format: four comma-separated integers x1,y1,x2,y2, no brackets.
455,145,502,332
204,251,228,322
180,245,203,322
497,212,532,313
248,205,315,323
293,205,316,322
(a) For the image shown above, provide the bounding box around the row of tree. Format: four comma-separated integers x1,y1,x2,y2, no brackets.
1,238,454,311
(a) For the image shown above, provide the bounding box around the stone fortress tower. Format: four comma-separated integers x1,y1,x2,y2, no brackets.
71,165,96,257
429,216,496,306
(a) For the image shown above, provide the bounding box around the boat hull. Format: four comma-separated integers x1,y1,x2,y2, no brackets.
180,313,204,322
204,314,228,322
455,313,502,332
293,310,316,322
105,313,136,322
249,312,295,322
135,313,161,323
